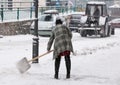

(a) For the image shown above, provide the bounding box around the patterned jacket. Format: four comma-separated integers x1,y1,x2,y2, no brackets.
47,24,73,59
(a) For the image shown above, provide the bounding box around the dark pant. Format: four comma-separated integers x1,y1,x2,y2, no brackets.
55,55,71,78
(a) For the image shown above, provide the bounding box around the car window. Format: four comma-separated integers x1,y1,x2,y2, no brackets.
39,15,53,21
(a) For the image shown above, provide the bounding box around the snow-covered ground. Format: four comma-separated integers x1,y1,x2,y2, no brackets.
0,28,120,85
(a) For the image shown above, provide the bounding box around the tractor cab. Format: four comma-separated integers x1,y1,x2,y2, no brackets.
85,1,108,27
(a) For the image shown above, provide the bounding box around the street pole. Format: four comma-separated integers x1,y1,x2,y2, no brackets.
32,0,39,63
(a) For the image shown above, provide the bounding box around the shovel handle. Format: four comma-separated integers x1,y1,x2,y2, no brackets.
28,50,53,62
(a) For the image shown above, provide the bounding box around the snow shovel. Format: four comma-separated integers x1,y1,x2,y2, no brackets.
16,50,53,73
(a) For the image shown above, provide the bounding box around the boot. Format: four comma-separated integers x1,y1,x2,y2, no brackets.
54,56,61,79
65,56,71,79
54,72,58,79
66,73,70,79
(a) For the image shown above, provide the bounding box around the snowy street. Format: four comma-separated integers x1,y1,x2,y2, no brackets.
0,29,120,85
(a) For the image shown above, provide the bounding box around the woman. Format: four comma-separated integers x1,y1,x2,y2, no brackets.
47,17,73,79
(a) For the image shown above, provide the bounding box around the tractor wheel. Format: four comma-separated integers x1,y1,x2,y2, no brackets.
81,30,87,37
111,28,115,35
107,25,111,37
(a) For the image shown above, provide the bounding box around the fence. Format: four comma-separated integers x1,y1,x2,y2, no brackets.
39,6,83,14
0,1,85,21
0,0,120,21
0,1,35,21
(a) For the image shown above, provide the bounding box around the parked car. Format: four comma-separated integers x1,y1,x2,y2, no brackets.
30,10,59,36
108,18,120,35
68,12,83,32
108,4,120,20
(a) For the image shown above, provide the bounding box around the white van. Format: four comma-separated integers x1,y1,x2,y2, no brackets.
30,10,59,36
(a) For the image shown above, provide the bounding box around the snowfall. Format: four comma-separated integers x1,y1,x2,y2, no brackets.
0,28,120,85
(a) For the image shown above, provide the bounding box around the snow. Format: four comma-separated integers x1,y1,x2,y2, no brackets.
1,28,120,85
109,18,120,24
0,18,36,23
109,4,120,8
43,10,59,14
87,1,106,5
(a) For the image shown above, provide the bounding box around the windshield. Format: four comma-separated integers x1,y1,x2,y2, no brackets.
39,14,53,21
86,5,102,16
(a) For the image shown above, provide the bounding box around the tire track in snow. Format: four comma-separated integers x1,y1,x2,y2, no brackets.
73,42,120,56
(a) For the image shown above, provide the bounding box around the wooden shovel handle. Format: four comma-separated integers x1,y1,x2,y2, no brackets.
28,50,54,62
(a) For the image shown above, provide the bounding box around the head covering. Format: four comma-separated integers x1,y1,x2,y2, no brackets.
55,19,63,25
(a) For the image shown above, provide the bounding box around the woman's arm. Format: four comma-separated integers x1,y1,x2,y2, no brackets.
47,31,55,51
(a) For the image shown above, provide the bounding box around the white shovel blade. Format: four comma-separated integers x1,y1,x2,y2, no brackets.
16,57,31,73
